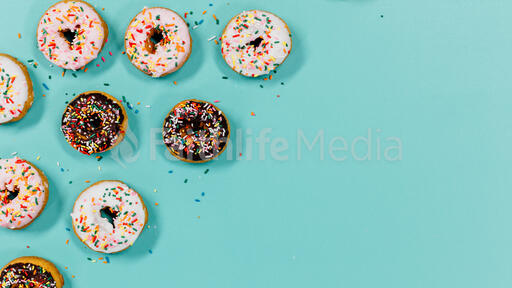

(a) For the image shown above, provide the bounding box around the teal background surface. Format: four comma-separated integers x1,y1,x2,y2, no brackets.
1,0,512,287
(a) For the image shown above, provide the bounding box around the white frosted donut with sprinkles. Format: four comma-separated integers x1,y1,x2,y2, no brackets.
221,10,292,77
0,54,34,124
125,7,192,77
37,0,108,70
71,180,148,253
0,157,49,230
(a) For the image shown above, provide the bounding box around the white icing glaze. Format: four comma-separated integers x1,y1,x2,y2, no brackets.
71,180,146,253
0,55,31,124
0,157,48,229
125,7,191,77
37,0,107,70
221,10,292,77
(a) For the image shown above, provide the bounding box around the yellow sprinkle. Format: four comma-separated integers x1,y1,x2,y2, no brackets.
36,156,41,160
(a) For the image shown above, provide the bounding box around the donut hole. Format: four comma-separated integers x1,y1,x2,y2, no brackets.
145,28,165,54
180,118,207,137
1,186,19,205
60,28,78,46
88,113,103,130
100,207,119,229
248,37,264,49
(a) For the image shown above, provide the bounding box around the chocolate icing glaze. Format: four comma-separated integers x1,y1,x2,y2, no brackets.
163,100,229,162
61,92,125,155
1,262,57,288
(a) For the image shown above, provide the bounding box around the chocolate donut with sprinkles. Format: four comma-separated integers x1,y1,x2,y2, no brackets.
0,54,34,124
221,10,292,77
125,7,192,77
1,256,64,288
37,0,108,70
163,99,230,163
71,180,148,253
0,157,49,230
61,91,127,155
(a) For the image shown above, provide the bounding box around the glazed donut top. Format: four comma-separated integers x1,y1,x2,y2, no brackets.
125,7,191,77
1,262,57,288
0,157,48,229
71,181,147,253
37,0,107,70
221,10,292,77
163,100,229,162
61,92,125,155
0,55,31,124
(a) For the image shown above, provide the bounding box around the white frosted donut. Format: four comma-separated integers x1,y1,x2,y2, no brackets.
37,0,108,70
124,7,192,77
71,180,147,253
0,157,49,230
0,54,33,124
221,10,292,77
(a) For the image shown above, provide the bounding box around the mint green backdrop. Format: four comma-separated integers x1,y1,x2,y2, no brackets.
1,0,512,287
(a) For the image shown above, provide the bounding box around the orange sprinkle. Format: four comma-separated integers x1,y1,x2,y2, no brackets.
103,261,108,264
84,68,88,73
251,112,256,116
269,75,273,80
213,14,217,21
17,33,21,39
155,203,159,206
173,81,177,85
65,267,68,270
62,70,65,77
214,39,219,45
42,94,46,97
66,239,69,245
85,180,90,183
137,102,141,105
98,257,103,260
202,10,207,15
72,276,75,279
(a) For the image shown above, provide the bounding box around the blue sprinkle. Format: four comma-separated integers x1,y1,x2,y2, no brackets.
65,228,71,232
42,83,49,90
135,110,139,114
60,168,64,172
194,199,200,202
198,19,204,25
201,192,205,196
105,256,110,263
209,3,213,6
149,249,153,254
168,170,173,174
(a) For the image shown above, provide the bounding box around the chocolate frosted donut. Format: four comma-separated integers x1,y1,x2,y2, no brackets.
1,256,64,288
61,91,127,155
162,99,230,163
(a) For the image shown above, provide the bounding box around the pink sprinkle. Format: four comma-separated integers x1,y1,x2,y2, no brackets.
105,38,108,43
101,57,105,62
109,51,113,56
277,95,280,98
96,64,100,67
214,100,219,103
